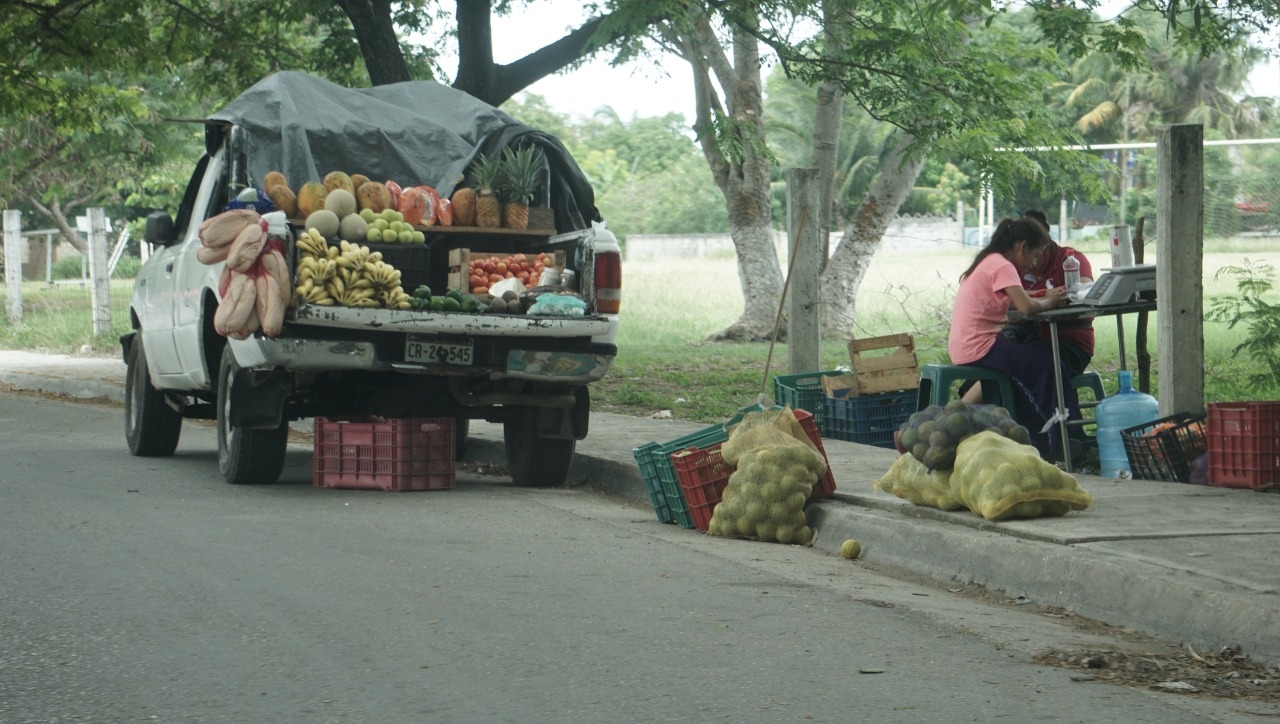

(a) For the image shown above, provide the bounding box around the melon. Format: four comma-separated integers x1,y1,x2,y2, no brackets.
305,209,341,239
324,189,357,219
338,213,368,242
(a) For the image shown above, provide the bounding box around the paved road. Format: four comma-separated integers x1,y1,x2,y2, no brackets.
2,391,1272,722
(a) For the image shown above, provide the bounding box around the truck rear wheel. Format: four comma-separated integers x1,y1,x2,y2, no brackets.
503,407,574,487
124,335,182,457
217,345,287,485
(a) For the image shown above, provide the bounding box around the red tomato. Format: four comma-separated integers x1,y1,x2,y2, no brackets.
472,285,488,295
517,271,530,282
495,261,508,274
469,274,484,289
483,261,497,274
504,271,514,279
488,273,502,284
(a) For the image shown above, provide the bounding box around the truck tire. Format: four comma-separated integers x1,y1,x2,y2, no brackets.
503,406,575,487
124,335,182,457
217,345,287,485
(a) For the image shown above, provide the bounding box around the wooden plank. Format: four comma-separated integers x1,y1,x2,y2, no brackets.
848,333,913,354
852,350,918,374
854,371,919,394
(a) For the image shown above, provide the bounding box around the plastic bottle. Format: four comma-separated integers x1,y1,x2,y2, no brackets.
1094,370,1159,478
1063,253,1081,291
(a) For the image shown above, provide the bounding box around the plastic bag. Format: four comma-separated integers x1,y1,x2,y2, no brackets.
527,293,587,317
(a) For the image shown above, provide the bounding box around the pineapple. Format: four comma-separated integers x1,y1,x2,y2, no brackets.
498,145,544,231
471,153,502,229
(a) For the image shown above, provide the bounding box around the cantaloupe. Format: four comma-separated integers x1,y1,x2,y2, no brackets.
305,209,341,239
338,213,368,242
324,189,357,219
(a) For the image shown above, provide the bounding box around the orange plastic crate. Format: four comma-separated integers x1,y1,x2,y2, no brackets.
313,417,455,491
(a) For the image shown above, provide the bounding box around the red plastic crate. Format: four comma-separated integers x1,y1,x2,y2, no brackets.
1207,402,1280,491
670,409,839,532
313,417,456,491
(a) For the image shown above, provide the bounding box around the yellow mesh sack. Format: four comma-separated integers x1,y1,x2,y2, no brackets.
951,431,1093,521
706,443,826,544
874,453,965,511
720,406,815,467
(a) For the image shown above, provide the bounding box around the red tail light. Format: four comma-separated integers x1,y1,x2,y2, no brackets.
595,248,622,314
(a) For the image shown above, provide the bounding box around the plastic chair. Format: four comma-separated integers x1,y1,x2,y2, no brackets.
916,364,1017,411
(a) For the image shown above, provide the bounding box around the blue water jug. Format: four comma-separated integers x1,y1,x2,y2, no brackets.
1094,370,1159,477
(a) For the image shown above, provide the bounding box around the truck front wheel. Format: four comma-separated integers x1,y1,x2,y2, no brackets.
503,407,575,488
124,335,182,457
217,345,288,485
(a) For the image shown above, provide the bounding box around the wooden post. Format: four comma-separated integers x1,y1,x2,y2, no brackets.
87,208,113,337
1155,124,1205,415
4,210,22,324
1132,217,1152,394
786,168,822,374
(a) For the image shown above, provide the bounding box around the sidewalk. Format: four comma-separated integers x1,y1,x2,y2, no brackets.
3,349,1278,664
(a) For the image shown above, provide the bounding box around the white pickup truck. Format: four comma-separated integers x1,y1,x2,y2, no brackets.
122,72,620,488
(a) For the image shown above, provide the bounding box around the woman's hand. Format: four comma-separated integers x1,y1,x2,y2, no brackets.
1039,286,1069,311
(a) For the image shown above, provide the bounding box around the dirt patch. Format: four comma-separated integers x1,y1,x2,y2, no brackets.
1033,644,1279,703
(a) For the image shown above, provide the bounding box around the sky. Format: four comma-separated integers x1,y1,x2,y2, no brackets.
485,3,1280,124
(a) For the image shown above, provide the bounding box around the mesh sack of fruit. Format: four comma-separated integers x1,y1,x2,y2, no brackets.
720,406,816,467
874,453,966,511
951,432,1093,521
706,443,827,544
897,400,1031,471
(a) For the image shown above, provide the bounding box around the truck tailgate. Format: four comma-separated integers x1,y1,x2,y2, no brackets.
291,304,614,338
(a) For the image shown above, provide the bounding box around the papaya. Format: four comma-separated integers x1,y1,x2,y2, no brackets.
398,187,430,225
323,171,354,194
266,184,298,218
356,181,395,214
350,174,370,193
263,171,288,192
297,182,329,217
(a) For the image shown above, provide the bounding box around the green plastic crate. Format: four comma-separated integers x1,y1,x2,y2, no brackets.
773,370,843,431
632,442,674,523
634,405,765,528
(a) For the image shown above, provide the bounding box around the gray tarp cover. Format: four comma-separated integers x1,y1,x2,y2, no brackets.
208,71,598,231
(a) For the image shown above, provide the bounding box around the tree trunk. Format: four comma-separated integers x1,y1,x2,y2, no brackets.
334,0,411,85
679,16,784,342
22,192,86,255
821,133,925,339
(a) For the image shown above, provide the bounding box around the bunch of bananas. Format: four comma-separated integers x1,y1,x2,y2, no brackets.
293,230,411,309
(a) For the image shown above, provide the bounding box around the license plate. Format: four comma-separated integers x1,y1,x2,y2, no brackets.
405,336,473,365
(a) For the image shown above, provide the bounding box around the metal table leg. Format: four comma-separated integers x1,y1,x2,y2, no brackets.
1049,320,1071,471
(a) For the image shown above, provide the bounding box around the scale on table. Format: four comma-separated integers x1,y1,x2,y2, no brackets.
1080,264,1156,306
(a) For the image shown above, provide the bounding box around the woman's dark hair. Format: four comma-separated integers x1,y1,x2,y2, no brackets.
960,217,1051,281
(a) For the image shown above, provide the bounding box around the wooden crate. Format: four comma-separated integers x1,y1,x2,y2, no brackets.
446,248,565,293
840,333,919,395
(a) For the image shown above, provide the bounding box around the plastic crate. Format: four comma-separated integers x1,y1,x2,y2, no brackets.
633,442,675,524
821,388,916,448
313,417,455,491
1207,402,1280,490
1120,413,1207,484
668,408,839,532
773,370,843,431
637,418,744,528
367,243,431,293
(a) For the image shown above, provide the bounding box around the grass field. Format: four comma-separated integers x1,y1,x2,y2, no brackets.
600,237,1280,422
3,237,1278,424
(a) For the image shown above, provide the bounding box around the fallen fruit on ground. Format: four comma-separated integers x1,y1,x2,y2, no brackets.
841,539,861,559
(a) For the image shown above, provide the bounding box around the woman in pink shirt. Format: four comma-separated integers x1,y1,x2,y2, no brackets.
948,217,1074,459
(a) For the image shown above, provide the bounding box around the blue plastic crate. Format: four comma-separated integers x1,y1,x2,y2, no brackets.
821,388,916,448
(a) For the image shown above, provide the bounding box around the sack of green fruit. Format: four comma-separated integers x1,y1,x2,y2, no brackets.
896,400,1030,471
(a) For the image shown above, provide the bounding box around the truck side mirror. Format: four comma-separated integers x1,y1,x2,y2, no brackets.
143,211,177,247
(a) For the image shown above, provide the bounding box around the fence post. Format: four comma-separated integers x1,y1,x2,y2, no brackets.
1155,124,1205,416
87,207,113,337
4,210,22,324
786,168,822,375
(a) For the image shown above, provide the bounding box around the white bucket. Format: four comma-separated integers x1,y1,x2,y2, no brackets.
1110,225,1134,268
